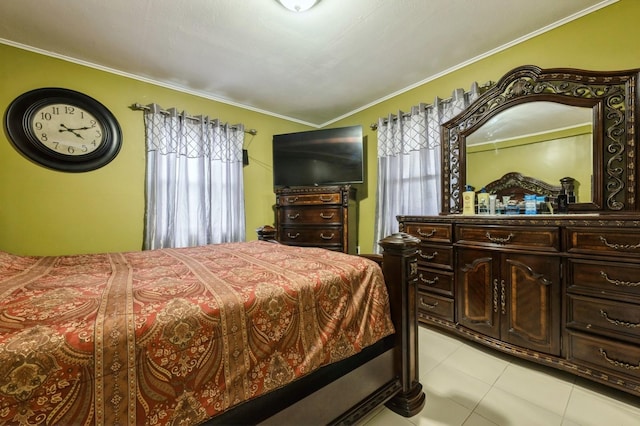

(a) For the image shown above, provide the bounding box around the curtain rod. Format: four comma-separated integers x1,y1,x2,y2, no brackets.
130,103,258,135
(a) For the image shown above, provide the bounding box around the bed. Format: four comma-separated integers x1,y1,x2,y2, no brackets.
0,233,424,425
481,172,579,213
483,172,565,201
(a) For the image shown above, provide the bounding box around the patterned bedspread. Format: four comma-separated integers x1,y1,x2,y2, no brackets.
0,241,394,425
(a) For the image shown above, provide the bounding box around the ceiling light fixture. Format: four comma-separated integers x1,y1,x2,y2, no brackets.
277,0,319,13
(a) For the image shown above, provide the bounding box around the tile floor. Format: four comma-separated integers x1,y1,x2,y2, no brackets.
359,326,640,426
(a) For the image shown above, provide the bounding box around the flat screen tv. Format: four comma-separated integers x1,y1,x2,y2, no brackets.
272,125,364,187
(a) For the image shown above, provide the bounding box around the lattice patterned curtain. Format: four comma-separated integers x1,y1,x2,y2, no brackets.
373,84,482,252
143,104,245,249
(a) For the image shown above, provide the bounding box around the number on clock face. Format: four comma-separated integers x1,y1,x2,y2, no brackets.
30,103,104,156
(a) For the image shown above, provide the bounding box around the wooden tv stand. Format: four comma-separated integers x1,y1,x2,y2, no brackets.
398,213,640,397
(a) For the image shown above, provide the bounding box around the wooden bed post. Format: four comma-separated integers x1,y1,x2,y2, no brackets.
379,232,426,417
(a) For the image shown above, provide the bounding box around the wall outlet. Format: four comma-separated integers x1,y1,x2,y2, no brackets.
356,246,361,254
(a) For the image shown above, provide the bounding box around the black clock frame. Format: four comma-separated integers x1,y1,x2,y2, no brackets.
4,87,122,172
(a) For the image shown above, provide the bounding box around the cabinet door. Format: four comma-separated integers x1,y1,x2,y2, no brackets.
457,248,500,339
501,253,561,355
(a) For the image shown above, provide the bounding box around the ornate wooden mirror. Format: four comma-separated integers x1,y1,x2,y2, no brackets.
441,65,640,214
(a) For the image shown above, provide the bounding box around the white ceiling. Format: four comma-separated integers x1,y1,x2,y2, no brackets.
0,0,615,127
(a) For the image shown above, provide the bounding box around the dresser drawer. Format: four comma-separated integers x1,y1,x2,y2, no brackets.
417,267,454,297
567,258,640,300
418,292,454,322
417,244,453,270
278,192,341,206
567,331,640,382
279,206,343,225
567,294,640,343
279,227,343,246
566,227,640,258
403,223,452,243
455,225,560,251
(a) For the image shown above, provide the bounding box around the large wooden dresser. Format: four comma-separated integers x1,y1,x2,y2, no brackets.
398,214,640,397
275,185,357,253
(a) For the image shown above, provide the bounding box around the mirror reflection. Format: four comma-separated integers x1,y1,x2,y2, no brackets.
465,102,593,202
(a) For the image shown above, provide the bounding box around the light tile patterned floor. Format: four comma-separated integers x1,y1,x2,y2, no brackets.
358,326,640,426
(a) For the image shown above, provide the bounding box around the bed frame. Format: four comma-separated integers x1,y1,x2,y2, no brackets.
204,228,425,425
484,171,565,202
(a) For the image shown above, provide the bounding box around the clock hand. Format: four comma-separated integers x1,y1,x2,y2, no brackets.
59,124,84,139
71,124,96,131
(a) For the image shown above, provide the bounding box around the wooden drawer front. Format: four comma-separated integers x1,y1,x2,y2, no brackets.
567,228,640,258
567,258,640,299
567,294,640,343
403,223,452,243
417,244,453,270
455,225,559,251
568,331,640,381
417,268,454,297
279,206,343,225
280,227,343,246
279,192,341,206
418,292,454,322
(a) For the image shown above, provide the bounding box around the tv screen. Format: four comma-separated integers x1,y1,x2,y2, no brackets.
273,125,364,187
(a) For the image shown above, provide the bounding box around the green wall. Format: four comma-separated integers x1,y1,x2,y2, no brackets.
333,0,640,252
0,45,312,255
1,0,639,255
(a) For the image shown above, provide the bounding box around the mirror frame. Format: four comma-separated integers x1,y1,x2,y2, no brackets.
441,65,640,214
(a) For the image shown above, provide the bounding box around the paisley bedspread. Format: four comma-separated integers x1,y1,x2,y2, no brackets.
0,241,394,425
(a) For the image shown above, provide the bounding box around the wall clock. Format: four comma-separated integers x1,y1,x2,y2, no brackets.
4,87,122,172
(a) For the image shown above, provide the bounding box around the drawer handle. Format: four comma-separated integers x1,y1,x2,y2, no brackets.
598,348,640,370
419,274,439,286
493,279,499,313
286,232,300,239
320,233,335,240
600,309,640,328
420,298,439,309
500,279,506,315
286,196,299,203
418,250,438,260
600,271,640,287
486,232,514,244
319,212,334,219
599,236,640,251
319,195,333,202
417,228,436,238
287,213,300,220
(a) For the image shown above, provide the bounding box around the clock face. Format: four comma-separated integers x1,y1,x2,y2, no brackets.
5,88,122,172
30,103,105,156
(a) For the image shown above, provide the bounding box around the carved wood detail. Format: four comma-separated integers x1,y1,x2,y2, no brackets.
442,65,640,213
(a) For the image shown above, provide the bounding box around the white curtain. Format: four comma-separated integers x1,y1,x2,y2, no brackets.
143,105,246,249
373,85,481,252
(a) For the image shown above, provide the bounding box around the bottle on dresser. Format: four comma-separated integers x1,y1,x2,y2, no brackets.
477,188,490,215
462,185,476,215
